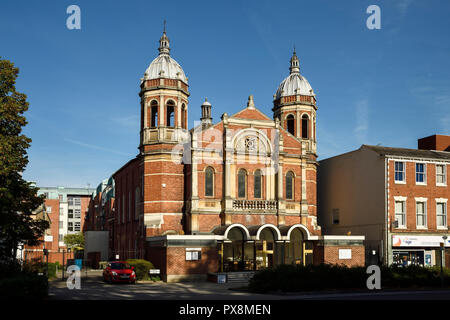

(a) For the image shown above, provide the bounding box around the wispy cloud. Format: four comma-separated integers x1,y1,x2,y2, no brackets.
110,114,139,128
397,0,415,17
354,99,370,144
64,138,131,156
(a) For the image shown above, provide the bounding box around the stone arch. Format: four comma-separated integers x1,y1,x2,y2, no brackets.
255,224,282,241
223,224,251,241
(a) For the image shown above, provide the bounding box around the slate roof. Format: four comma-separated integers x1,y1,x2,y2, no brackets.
362,145,450,161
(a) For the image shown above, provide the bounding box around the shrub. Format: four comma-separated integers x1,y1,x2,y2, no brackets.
126,259,155,280
248,264,450,293
23,261,57,279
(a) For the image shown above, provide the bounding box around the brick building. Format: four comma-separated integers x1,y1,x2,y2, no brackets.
84,30,365,281
22,186,93,264
318,135,450,267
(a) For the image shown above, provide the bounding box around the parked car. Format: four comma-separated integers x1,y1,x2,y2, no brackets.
103,261,137,284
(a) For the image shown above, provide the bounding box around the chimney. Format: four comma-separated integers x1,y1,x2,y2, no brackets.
418,135,450,152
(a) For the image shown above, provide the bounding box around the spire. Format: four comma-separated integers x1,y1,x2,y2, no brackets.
289,47,300,74
158,20,170,55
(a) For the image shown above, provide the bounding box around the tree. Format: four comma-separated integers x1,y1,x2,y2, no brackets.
0,58,49,263
63,233,84,252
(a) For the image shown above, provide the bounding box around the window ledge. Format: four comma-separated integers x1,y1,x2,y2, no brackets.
416,226,428,230
395,226,407,230
436,183,447,187
437,226,449,230
394,181,406,184
415,182,427,186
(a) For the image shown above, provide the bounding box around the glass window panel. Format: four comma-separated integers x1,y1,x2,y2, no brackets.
205,167,214,197
238,170,246,198
254,170,261,198
286,172,293,200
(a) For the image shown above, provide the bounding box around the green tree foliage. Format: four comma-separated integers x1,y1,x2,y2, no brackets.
63,232,84,252
0,58,48,262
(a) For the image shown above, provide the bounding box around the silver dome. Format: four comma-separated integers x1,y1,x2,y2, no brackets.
144,54,188,84
276,73,313,99
143,30,188,84
275,50,314,99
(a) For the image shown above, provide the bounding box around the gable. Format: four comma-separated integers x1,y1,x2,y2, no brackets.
230,107,272,121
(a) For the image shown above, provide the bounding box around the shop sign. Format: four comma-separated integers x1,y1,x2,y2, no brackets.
392,235,450,247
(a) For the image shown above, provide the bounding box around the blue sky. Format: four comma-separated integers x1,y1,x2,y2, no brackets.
1,0,449,188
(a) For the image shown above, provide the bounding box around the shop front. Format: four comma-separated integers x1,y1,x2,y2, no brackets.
392,235,450,267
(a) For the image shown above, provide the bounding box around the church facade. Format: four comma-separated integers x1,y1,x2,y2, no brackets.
84,30,365,281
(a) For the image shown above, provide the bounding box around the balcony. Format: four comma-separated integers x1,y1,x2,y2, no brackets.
232,200,277,211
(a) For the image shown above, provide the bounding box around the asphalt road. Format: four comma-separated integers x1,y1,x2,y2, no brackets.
48,271,450,300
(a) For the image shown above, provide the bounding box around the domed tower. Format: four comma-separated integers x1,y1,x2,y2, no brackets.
139,27,189,150
138,26,189,237
273,49,317,154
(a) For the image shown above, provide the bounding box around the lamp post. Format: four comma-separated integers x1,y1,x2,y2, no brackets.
441,235,448,288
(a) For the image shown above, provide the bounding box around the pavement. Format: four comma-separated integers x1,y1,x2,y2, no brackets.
48,270,450,300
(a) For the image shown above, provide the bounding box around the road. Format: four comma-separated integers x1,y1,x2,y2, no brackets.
48,270,450,300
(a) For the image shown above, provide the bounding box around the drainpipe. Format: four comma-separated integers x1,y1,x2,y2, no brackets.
384,156,390,266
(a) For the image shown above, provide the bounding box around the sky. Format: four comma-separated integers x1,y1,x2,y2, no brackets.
1,0,449,188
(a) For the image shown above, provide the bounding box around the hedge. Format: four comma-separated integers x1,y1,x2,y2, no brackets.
126,259,155,280
248,264,450,293
23,261,57,279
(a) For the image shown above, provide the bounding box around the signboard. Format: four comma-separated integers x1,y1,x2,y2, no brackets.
185,248,202,261
392,235,450,248
44,235,53,242
338,249,352,260
149,269,160,274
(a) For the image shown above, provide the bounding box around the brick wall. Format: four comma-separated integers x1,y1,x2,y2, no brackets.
388,160,449,232
314,243,365,267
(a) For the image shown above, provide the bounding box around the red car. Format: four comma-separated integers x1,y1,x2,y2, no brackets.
103,261,137,284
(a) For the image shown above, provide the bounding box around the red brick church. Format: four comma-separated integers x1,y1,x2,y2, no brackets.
84,29,365,281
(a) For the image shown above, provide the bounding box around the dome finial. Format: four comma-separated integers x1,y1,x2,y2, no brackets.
158,20,170,55
289,48,300,74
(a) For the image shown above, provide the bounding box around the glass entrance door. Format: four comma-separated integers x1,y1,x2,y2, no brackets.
256,228,275,270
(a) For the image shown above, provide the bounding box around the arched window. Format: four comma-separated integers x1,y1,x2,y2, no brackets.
238,169,247,198
166,100,175,127
286,171,294,200
205,167,214,197
151,101,158,127
181,104,186,129
254,170,262,199
301,114,309,139
287,114,295,136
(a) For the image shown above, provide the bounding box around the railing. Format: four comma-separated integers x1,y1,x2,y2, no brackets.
232,200,277,211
